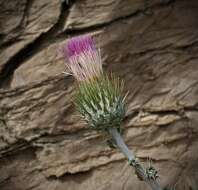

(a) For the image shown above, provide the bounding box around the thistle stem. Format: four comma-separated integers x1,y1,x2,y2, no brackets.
108,127,163,190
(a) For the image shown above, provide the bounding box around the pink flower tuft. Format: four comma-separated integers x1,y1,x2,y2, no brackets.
61,35,103,81
68,35,95,57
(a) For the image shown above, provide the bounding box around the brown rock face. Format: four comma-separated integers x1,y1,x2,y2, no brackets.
0,0,198,190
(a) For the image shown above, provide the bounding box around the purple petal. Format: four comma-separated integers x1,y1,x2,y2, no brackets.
62,35,96,58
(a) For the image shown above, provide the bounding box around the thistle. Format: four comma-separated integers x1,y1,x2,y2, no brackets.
61,35,163,190
62,35,126,131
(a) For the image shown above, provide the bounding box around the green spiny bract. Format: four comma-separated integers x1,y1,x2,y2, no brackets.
75,74,126,131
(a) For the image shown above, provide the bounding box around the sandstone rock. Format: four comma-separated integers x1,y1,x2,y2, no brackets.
0,0,61,83
0,0,198,190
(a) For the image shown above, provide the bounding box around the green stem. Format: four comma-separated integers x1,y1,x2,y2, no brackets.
108,127,163,190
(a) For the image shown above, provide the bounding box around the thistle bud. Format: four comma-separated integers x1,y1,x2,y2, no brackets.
61,35,126,130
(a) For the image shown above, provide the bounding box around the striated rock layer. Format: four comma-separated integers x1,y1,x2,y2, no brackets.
0,0,198,189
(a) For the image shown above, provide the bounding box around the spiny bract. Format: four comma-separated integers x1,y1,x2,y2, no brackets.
75,74,126,130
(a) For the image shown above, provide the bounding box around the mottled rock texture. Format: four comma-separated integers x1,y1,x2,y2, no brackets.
0,0,198,190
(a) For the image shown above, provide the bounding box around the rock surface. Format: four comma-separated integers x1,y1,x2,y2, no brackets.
0,0,198,190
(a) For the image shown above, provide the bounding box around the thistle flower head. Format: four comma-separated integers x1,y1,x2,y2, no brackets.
61,35,126,130
61,35,102,81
